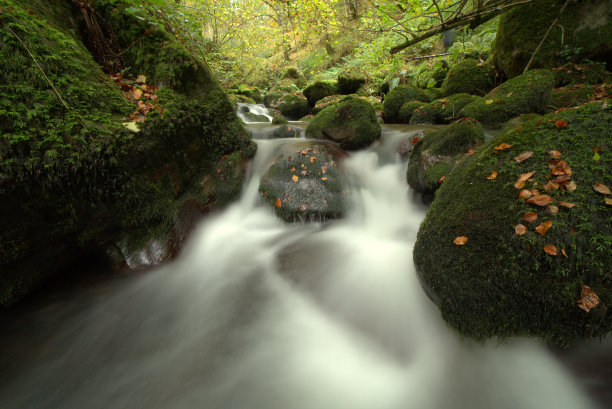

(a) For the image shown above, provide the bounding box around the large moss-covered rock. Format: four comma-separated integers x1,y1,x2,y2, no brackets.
553,63,611,87
305,97,381,150
407,119,485,193
383,85,430,123
409,93,480,125
236,84,263,103
272,93,309,120
281,67,307,88
397,100,427,124
259,141,347,222
0,0,256,305
337,66,367,94
459,69,555,125
414,103,612,344
550,85,595,109
303,80,338,107
493,0,612,79
441,59,496,97
415,63,449,89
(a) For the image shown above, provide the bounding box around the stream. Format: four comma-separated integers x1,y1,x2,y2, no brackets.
0,120,606,409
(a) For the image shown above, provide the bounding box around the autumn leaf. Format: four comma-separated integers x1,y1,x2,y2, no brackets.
548,150,562,158
487,171,498,180
514,171,536,189
292,175,299,182
535,220,552,236
523,212,538,223
542,180,559,192
453,236,468,245
593,183,611,195
290,166,296,172
562,249,568,258
275,198,282,208
544,244,558,256
566,181,577,192
519,189,533,199
411,136,421,145
438,175,446,183
554,119,568,128
514,151,533,163
526,194,554,207
122,121,140,132
558,201,575,209
321,166,327,174
468,149,475,155
136,74,147,84
321,177,328,181
606,197,612,206
545,205,559,216
548,160,572,176
493,143,512,151
515,224,527,236
577,284,599,312
310,156,317,164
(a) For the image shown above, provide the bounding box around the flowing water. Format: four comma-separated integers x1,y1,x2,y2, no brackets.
0,125,602,409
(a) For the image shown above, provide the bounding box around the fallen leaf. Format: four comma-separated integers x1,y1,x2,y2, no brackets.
487,171,498,180
310,156,317,164
577,284,599,312
536,220,553,236
275,198,282,208
548,160,572,176
438,175,446,183
548,150,562,158
593,146,602,153
321,166,327,174
136,74,147,84
122,121,140,132
554,119,568,128
514,171,536,189
515,224,527,236
519,189,533,199
411,136,421,145
545,205,559,216
606,197,612,206
562,249,568,258
494,143,512,151
468,149,475,155
292,175,299,182
526,194,554,207
507,92,513,97
514,151,533,162
542,180,560,192
594,183,611,195
290,166,296,172
523,212,538,223
321,177,328,181
593,152,601,162
453,236,468,245
558,201,575,209
485,99,494,105
544,244,558,256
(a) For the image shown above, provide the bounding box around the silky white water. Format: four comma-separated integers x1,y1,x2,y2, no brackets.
0,130,597,409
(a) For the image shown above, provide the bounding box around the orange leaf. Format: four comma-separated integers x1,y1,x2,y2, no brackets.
290,166,296,172
411,136,421,145
438,175,446,183
523,212,538,223
514,171,536,189
453,236,468,245
321,177,328,181
493,143,512,151
545,205,559,216
515,224,527,236
468,149,475,155
548,150,562,158
487,171,498,180
544,244,558,256
542,180,560,192
577,284,599,312
526,194,554,207
562,249,568,258
514,151,533,163
292,175,299,182
606,197,612,206
535,220,552,236
554,119,568,128
275,198,282,208
592,146,602,153
519,189,533,199
321,166,327,174
558,201,575,209
593,183,611,195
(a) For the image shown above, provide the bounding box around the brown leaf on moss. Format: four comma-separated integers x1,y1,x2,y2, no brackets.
519,189,533,199
515,224,527,236
527,194,554,207
554,119,568,128
593,146,602,153
514,171,536,189
487,171,498,180
438,175,446,183
577,284,599,312
523,212,538,223
535,220,552,236
292,175,299,182
558,201,575,209
548,150,562,158
566,181,577,192
453,236,468,245
493,143,512,151
542,180,560,192
544,244,558,256
468,149,475,155
545,205,559,216
562,249,568,258
514,151,533,163
275,198,282,208
594,183,611,195
606,197,612,206
411,136,421,145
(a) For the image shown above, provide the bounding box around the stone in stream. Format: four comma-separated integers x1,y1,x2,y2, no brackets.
259,142,348,223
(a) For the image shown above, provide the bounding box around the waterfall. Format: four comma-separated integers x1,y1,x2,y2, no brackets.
236,103,273,123
0,129,597,409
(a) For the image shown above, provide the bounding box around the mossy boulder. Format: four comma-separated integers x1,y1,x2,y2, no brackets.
414,103,612,345
407,119,485,193
423,87,443,101
553,63,611,87
281,67,307,88
415,64,449,89
493,0,612,79
441,59,496,97
263,91,285,108
382,85,430,123
228,93,256,109
259,141,347,222
459,69,555,126
236,84,263,103
550,85,595,109
409,93,480,125
270,125,303,139
337,66,367,94
269,108,289,124
397,100,427,124
0,0,256,305
380,70,409,94
272,94,309,120
312,95,345,115
303,80,338,107
306,97,381,150
241,112,269,123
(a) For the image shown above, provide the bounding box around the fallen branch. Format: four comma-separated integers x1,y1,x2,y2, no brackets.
407,52,452,61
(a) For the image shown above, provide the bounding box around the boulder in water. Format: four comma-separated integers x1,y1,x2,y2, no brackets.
269,125,303,139
303,80,339,107
272,94,309,120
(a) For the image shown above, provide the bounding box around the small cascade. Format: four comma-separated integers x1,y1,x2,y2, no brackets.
236,103,273,123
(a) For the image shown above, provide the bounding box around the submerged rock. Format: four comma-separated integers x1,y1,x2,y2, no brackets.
259,142,348,222
414,103,612,344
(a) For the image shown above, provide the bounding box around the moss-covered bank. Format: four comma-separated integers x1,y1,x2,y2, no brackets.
0,0,256,305
414,103,611,344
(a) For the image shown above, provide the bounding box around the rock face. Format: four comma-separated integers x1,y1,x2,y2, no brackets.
441,59,496,97
382,85,430,123
414,103,612,344
259,142,348,222
459,69,554,125
306,97,381,150
407,119,484,194
0,0,256,305
493,0,612,78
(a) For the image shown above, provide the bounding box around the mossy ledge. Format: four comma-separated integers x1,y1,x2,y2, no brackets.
414,103,611,345
0,0,256,305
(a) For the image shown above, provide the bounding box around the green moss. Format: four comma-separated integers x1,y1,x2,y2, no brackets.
397,100,426,124
459,69,555,125
422,87,443,101
441,59,496,97
306,96,381,150
303,80,338,107
337,66,367,94
550,86,594,109
281,67,306,88
383,85,430,123
236,84,263,103
414,103,612,344
415,64,449,89
274,93,309,120
553,63,611,87
409,93,480,125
